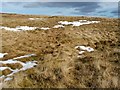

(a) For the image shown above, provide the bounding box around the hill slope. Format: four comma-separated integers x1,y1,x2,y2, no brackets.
0,13,119,88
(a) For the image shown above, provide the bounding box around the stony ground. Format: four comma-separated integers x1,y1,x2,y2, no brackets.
0,13,120,88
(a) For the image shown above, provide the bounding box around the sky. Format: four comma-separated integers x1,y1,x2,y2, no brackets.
0,1,119,18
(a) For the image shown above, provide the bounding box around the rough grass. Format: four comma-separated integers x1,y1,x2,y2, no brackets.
0,13,120,88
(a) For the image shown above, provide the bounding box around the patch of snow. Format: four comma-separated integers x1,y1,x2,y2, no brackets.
75,46,94,52
0,66,14,72
79,20,87,22
78,51,85,55
0,26,38,31
0,67,9,71
86,47,94,52
0,26,19,31
13,54,36,60
20,61,37,71
0,75,5,78
58,21,72,25
16,26,38,31
58,20,100,26
29,18,45,21
75,45,94,57
40,27,50,30
4,77,13,81
0,59,25,66
0,54,37,81
29,18,39,20
0,26,51,31
0,60,37,77
0,53,8,58
53,25,65,28
29,18,35,20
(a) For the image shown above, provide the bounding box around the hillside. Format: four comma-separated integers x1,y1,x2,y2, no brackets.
0,13,119,88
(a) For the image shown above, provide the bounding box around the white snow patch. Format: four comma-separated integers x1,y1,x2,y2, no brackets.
0,26,38,31
0,26,18,31
0,60,37,78
79,20,87,22
53,25,64,28
58,20,100,26
0,67,9,71
40,27,50,30
5,60,37,76
78,51,85,55
58,21,72,25
75,46,94,52
29,18,45,21
0,54,37,82
15,26,38,31
0,53,8,58
20,61,37,71
4,77,13,81
0,26,51,31
13,54,36,60
75,46,94,57
29,18,39,20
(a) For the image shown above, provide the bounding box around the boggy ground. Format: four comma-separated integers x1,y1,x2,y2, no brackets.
0,13,120,88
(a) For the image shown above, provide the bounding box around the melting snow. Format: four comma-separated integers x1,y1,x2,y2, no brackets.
4,77,13,81
29,18,40,20
0,54,37,82
29,18,45,21
0,26,18,31
78,51,85,55
20,61,37,71
13,54,36,60
0,67,9,71
15,26,38,31
79,20,87,22
75,46,94,52
0,26,38,31
53,25,64,28
0,60,37,80
58,20,100,26
0,59,24,65
0,26,51,31
75,45,94,57
0,60,37,75
58,21,72,25
0,20,100,32
40,27,50,30
0,53,8,58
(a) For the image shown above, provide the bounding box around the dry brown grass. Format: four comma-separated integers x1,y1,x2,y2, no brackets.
0,13,119,88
